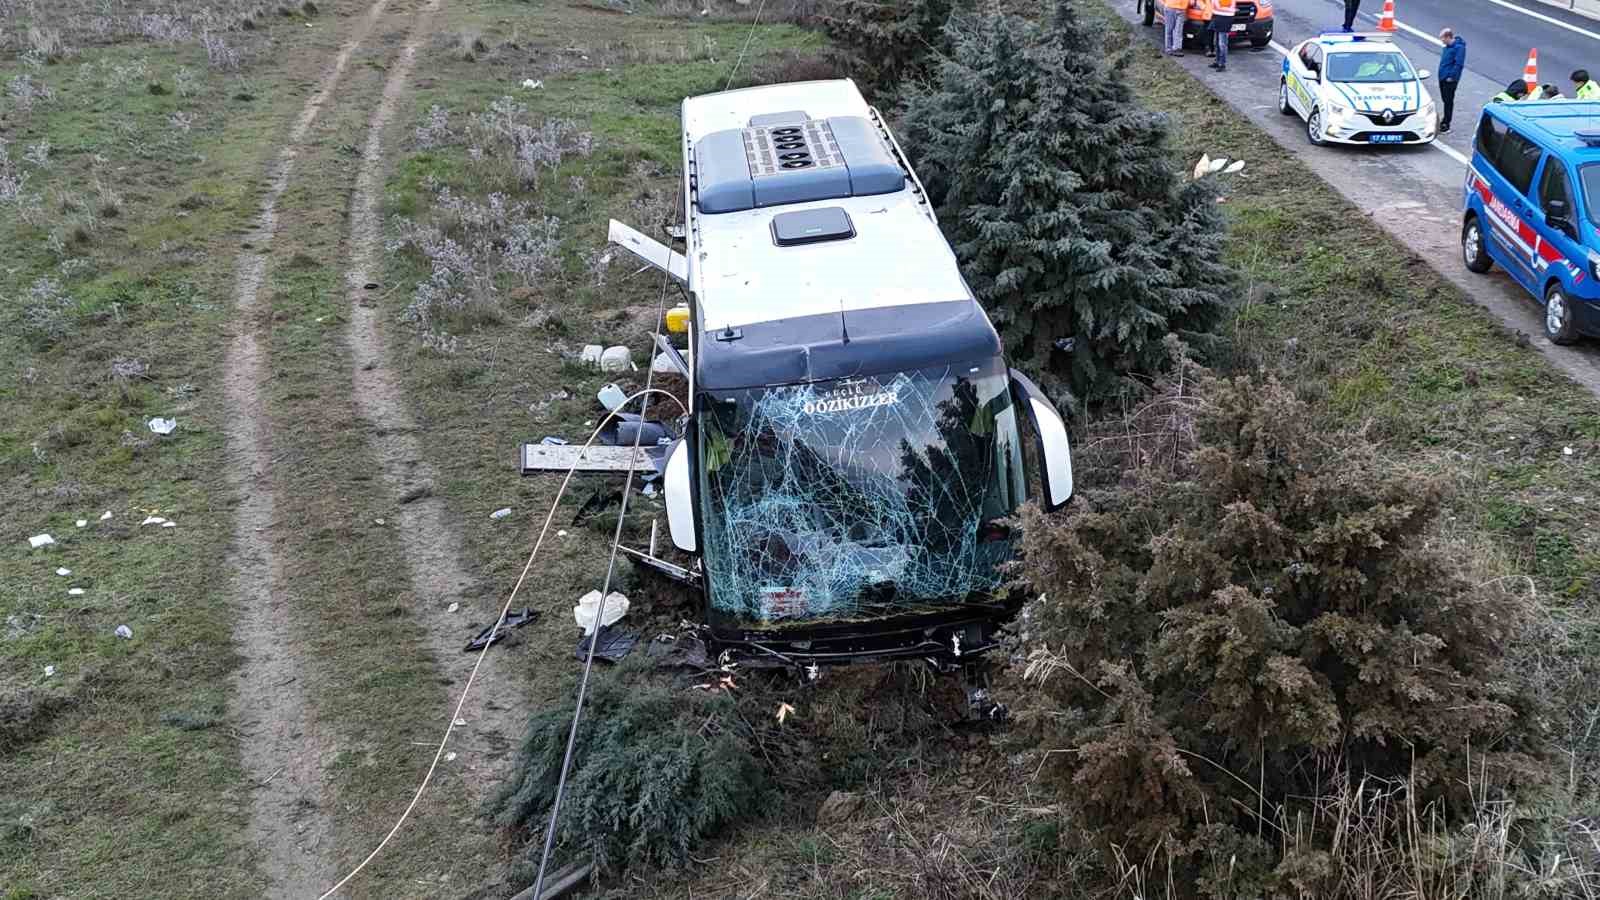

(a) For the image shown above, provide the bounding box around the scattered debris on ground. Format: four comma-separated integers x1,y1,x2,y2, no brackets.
463,608,540,653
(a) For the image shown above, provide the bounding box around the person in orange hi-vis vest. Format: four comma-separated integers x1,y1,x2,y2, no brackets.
1162,0,1188,56
1208,0,1237,71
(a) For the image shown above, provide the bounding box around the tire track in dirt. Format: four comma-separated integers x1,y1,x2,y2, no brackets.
341,0,525,791
222,1,390,895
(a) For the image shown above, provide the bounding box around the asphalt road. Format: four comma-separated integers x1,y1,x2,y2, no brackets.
1114,0,1600,396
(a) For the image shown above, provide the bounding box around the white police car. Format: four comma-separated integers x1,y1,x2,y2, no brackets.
1279,33,1437,146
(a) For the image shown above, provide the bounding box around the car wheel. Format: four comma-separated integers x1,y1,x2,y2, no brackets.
1279,79,1295,116
1306,107,1325,145
1250,35,1271,48
1462,215,1492,274
1545,284,1581,345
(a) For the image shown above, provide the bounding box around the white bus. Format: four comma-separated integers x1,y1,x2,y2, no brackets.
611,79,1074,679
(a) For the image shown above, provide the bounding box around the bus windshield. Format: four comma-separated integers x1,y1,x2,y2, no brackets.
697,358,1025,627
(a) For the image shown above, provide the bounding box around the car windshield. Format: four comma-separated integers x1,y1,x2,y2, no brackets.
697,358,1025,628
1328,51,1415,83
1581,164,1600,227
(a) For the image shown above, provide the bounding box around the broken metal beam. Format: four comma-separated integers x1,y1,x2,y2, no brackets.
519,443,657,475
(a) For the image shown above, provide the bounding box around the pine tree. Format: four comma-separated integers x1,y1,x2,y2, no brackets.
901,0,1232,406
818,0,965,97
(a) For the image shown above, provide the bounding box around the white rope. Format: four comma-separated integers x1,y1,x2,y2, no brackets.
317,386,687,899
723,0,770,92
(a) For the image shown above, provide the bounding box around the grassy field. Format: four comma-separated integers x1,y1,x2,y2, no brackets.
0,6,343,896
3,0,1597,897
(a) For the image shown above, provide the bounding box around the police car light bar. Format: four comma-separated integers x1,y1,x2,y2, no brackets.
1316,31,1394,42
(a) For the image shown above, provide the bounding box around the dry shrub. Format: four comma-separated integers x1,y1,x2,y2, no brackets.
729,48,850,89
816,0,966,96
1010,351,1552,895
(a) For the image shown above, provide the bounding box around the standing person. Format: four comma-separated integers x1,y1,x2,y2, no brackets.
1573,69,1600,99
1436,28,1465,133
1342,0,1361,31
1209,0,1236,71
1162,0,1188,57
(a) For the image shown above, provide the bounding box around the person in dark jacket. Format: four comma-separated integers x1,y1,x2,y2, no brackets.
1343,0,1361,31
1436,29,1466,132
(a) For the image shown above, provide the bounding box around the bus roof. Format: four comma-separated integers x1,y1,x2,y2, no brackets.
680,80,974,335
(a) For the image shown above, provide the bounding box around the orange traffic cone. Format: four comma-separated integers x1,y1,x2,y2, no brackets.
1524,48,1539,93
1377,0,1397,32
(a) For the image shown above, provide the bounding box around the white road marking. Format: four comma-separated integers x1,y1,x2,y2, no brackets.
1483,0,1600,43
1265,38,1470,166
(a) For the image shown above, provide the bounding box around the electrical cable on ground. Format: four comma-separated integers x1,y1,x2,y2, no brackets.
528,4,773,888
330,4,765,890
315,385,685,899
723,0,769,91
528,247,678,899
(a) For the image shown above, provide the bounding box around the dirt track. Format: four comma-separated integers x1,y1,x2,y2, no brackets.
216,1,509,894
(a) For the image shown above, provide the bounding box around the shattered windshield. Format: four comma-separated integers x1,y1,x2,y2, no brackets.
698,359,1025,627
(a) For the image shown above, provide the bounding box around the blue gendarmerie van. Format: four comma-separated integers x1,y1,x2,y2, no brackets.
1463,100,1600,344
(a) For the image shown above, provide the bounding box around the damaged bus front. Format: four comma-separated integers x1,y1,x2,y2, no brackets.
614,79,1073,671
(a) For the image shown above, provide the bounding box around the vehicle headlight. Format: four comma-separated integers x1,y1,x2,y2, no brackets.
1589,251,1600,281
1325,100,1351,118
1421,100,1436,118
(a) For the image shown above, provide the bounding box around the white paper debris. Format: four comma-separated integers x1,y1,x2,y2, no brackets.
75,519,87,528
68,588,85,596
1224,159,1246,174
453,717,467,727
29,534,55,549
1208,157,1228,173
56,567,71,576
375,518,386,525
490,508,512,519
580,344,605,366
99,511,112,521
141,516,167,526
521,78,543,89
447,602,460,613
44,665,55,677
148,417,177,435
557,529,569,537
1193,154,1211,180
445,751,457,761
162,521,177,528
573,590,629,635
1564,446,1575,456
115,624,133,639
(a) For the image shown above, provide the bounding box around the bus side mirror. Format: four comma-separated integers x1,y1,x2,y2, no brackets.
664,437,696,552
1009,369,1074,512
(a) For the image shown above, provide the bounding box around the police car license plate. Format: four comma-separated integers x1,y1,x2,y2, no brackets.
1368,133,1404,144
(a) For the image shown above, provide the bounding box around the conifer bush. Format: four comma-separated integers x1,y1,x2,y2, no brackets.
817,0,964,96
494,662,770,874
902,2,1232,406
1010,356,1549,889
